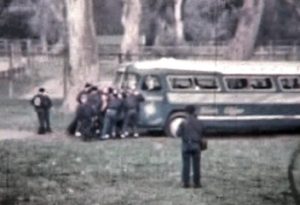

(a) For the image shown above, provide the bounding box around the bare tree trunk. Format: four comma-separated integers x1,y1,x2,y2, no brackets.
155,0,176,46
174,0,185,44
64,0,99,111
48,0,66,54
226,0,265,60
154,0,186,46
40,0,48,53
121,0,141,61
40,29,48,53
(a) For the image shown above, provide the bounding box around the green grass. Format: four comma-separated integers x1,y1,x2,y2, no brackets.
0,99,72,131
0,135,298,205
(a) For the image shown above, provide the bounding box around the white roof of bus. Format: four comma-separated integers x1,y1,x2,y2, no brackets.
121,58,300,75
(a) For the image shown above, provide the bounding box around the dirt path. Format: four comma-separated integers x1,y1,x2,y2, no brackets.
0,129,71,141
0,129,34,140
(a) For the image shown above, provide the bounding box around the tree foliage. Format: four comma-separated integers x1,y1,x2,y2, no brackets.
1,0,300,44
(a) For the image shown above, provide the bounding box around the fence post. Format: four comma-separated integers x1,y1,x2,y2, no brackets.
118,53,123,64
298,44,300,61
270,40,275,60
8,42,14,99
292,43,298,61
63,49,68,100
4,39,9,54
26,39,32,69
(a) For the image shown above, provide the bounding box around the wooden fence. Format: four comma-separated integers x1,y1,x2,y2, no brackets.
0,38,300,63
0,38,300,61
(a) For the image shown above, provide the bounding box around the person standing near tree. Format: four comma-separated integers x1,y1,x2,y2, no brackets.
30,88,53,134
67,83,92,136
177,105,203,188
76,83,92,104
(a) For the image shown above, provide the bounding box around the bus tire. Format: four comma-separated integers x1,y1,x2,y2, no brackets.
165,112,188,138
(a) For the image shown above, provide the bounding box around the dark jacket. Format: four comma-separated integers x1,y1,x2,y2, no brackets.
43,95,52,110
107,94,123,110
87,91,102,113
76,103,94,122
177,115,203,151
31,94,52,110
124,93,145,110
76,90,89,104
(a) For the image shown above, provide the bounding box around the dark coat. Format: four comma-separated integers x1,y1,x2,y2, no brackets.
76,90,89,104
177,115,203,152
31,94,52,110
124,93,145,110
87,91,102,114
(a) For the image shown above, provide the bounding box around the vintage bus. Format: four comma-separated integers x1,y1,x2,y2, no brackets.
114,58,300,137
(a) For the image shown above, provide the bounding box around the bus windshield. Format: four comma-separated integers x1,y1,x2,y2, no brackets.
114,71,139,89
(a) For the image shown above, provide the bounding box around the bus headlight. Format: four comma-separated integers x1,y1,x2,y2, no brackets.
144,103,156,116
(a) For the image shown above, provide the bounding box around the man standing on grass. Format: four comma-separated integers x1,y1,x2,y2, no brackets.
30,87,53,134
177,105,203,188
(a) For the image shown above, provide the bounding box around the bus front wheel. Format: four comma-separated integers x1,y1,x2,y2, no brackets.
165,112,188,138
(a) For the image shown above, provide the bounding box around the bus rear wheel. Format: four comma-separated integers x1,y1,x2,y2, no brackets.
165,112,188,138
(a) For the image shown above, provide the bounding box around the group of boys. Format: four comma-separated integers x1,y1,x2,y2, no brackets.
67,83,145,140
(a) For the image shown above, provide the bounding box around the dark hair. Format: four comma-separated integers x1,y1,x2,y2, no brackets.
185,105,196,114
88,86,98,93
85,83,92,88
108,87,114,94
39,88,45,93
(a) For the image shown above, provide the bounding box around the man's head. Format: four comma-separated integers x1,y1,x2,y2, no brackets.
38,87,45,94
89,86,98,93
185,105,196,115
84,83,92,91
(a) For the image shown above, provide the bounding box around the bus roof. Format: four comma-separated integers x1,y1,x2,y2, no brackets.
120,58,300,75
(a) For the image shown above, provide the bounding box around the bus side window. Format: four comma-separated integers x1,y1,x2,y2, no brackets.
142,75,162,91
280,77,300,90
293,78,300,89
226,78,249,90
250,78,273,89
195,77,218,90
170,77,194,90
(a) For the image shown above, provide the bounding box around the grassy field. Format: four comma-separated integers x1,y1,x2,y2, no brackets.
0,130,299,205
0,98,299,204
